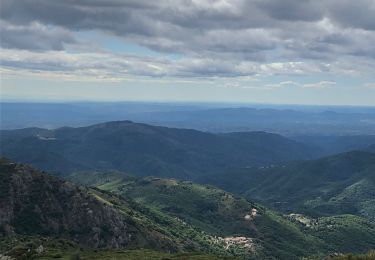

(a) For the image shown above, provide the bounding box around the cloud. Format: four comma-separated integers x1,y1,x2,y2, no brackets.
0,0,374,80
256,0,324,22
3,42,372,84
326,0,375,31
0,21,75,51
0,48,256,79
302,80,336,88
263,80,336,89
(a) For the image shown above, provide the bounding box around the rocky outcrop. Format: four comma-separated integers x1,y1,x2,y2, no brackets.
0,159,177,250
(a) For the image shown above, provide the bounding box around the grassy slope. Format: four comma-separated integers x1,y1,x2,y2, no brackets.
86,188,249,257
74,172,375,258
73,174,334,259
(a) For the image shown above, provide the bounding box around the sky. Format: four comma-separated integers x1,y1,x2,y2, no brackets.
0,0,375,105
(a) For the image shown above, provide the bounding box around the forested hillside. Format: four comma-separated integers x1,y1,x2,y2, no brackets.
199,151,375,221
0,121,318,178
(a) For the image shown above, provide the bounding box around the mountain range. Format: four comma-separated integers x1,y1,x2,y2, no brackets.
1,120,375,259
2,102,375,135
0,120,319,178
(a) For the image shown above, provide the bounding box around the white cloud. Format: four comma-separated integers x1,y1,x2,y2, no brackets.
302,80,336,88
1,47,355,82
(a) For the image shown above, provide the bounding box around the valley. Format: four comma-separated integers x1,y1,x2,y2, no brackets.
1,120,375,259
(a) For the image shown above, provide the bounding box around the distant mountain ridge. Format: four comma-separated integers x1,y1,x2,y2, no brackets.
0,120,319,179
292,135,375,155
2,102,375,135
78,107,375,135
365,144,375,153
